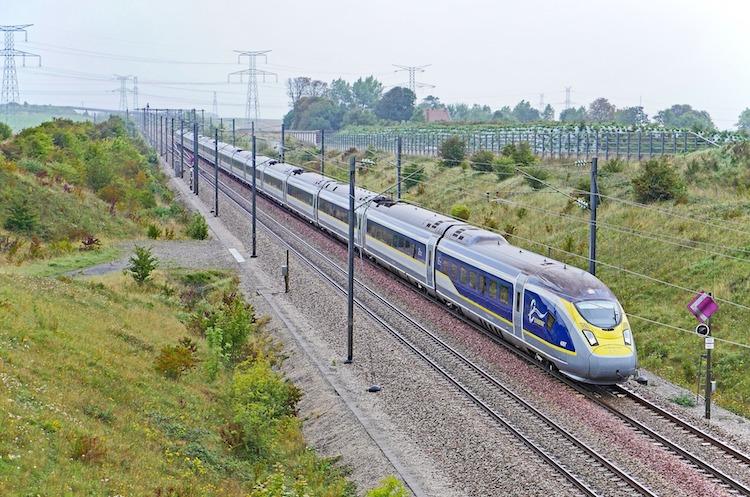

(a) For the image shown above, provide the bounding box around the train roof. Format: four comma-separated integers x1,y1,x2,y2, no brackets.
465,239,616,301
369,200,461,235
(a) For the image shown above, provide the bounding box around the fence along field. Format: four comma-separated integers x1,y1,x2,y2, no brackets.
288,126,747,160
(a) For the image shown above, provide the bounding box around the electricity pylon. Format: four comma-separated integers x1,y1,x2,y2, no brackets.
228,50,277,122
1,24,41,115
393,64,434,94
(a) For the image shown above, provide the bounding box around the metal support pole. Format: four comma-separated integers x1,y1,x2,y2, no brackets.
193,122,199,195
345,155,356,364
396,135,403,199
280,123,285,162
705,299,713,420
320,129,325,175
232,118,236,146
588,157,598,276
214,128,219,217
705,340,712,419
180,120,184,178
251,122,257,258
284,250,290,293
171,118,175,174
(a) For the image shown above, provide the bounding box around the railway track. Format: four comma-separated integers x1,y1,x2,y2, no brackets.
191,155,750,495
195,164,656,497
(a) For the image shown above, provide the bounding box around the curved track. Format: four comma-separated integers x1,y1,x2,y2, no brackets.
196,164,658,497
189,152,750,496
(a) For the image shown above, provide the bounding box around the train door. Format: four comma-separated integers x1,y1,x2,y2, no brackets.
425,238,436,289
513,273,528,340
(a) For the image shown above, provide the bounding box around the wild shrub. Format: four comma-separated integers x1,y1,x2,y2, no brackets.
205,326,230,380
4,198,38,234
401,162,424,191
27,236,43,259
126,245,158,285
0,122,11,140
503,223,516,240
186,213,209,240
230,360,302,457
367,476,409,497
523,167,550,190
450,203,471,220
483,216,499,230
154,340,198,379
670,393,696,407
501,142,536,166
631,157,686,203
163,227,175,240
147,223,161,239
438,136,466,167
494,156,515,181
469,150,495,172
70,435,107,463
603,157,625,173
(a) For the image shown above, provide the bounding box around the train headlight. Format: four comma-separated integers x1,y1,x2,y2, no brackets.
582,329,598,347
623,329,632,346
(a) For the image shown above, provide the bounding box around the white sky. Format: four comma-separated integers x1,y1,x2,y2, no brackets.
5,0,749,128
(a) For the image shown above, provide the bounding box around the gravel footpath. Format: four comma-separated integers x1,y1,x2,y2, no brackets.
203,162,748,497
176,161,582,496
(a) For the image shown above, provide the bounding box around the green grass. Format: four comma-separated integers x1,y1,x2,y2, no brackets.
0,269,361,496
287,141,750,418
4,246,120,277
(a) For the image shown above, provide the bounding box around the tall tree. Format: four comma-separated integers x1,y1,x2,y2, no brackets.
286,77,312,106
588,98,616,123
560,107,587,122
655,104,715,132
352,76,383,109
329,78,353,107
736,108,750,132
421,95,443,109
374,87,416,122
614,106,649,126
492,106,515,123
286,77,328,106
511,100,541,123
542,104,555,121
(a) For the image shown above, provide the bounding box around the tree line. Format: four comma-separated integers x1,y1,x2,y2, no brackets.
282,75,749,134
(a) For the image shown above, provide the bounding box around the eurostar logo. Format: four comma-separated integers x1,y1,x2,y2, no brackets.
528,299,547,327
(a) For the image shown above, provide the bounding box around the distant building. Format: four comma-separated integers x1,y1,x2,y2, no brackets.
424,108,451,123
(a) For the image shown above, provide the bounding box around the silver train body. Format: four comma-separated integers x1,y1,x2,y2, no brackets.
183,132,637,384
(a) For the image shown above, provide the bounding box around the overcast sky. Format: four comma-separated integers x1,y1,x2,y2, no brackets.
5,0,749,128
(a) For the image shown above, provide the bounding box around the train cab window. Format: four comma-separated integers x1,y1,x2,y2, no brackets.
489,280,497,298
460,267,467,285
500,286,509,305
469,271,477,290
545,314,555,331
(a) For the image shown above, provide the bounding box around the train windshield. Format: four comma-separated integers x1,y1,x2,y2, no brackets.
575,300,621,329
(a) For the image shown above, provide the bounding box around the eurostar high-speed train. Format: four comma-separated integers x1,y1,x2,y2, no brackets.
182,132,637,384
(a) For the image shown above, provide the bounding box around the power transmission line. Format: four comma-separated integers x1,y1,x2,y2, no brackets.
1,24,41,115
228,50,277,121
564,86,572,109
393,64,434,94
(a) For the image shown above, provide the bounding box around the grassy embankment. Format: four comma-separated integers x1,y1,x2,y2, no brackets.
286,139,750,417
0,268,373,496
0,119,404,496
0,117,193,276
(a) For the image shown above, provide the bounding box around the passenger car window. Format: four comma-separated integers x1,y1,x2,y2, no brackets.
460,267,467,285
469,271,476,289
489,280,497,298
479,275,485,294
500,286,509,304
